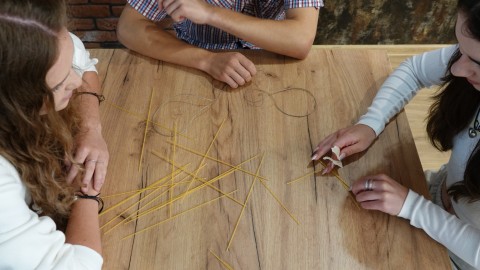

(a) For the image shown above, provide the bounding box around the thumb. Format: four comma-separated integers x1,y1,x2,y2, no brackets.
338,144,361,160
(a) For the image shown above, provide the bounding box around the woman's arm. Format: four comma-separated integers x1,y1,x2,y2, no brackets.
399,190,480,268
312,46,456,169
66,33,109,193
65,186,102,255
358,45,457,135
0,158,103,269
350,173,480,268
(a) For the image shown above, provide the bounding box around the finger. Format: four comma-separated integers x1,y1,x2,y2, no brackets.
166,3,185,21
158,0,172,10
311,135,337,160
359,200,387,212
221,74,238,88
359,192,402,216
331,135,362,159
67,148,89,183
234,64,253,83
350,175,373,195
351,174,389,195
338,143,364,160
355,188,385,202
73,147,89,165
93,161,108,191
238,56,257,76
321,161,335,175
66,165,79,184
82,158,97,186
228,71,247,87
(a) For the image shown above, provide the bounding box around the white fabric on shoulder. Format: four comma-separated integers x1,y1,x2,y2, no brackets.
357,45,457,136
69,32,98,77
0,155,103,269
398,190,480,269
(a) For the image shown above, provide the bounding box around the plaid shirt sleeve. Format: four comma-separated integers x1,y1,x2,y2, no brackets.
284,0,324,9
127,0,168,21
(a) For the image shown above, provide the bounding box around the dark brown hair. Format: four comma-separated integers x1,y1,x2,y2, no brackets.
0,0,79,225
426,0,480,202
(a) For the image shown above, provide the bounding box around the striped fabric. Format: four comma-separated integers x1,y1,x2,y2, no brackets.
127,0,323,49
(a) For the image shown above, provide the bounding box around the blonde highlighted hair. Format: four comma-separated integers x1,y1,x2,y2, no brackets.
0,0,79,226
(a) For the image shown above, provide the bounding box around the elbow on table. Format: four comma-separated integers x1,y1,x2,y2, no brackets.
286,39,314,60
116,18,132,49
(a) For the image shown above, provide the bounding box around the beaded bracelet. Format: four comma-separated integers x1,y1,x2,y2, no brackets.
75,91,105,104
74,192,104,213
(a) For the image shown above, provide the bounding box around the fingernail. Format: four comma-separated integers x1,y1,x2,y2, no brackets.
339,153,346,160
311,153,318,160
348,185,352,191
314,146,319,152
321,168,327,175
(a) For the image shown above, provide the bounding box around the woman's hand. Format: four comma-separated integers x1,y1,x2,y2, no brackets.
67,127,109,193
311,124,376,173
350,174,409,216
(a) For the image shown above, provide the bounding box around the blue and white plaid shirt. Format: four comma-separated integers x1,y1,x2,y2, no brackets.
127,0,323,49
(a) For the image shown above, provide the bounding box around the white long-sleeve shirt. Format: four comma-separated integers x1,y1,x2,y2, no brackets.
0,33,103,270
359,45,480,269
70,32,98,77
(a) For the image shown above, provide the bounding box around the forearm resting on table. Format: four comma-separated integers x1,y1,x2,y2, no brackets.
117,6,213,71
65,198,102,255
207,7,319,59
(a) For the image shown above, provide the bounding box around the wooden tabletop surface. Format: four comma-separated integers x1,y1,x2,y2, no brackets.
91,48,450,269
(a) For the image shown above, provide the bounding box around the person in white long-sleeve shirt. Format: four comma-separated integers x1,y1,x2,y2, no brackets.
312,0,480,269
0,0,104,269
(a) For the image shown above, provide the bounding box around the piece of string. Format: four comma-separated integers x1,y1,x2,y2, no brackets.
152,94,214,137
151,87,317,137
243,87,317,118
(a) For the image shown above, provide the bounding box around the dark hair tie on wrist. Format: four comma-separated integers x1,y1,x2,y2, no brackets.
74,91,105,104
74,192,104,213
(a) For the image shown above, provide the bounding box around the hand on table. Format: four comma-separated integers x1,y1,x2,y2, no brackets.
158,0,213,23
350,174,409,216
311,124,376,174
67,127,109,193
203,52,257,89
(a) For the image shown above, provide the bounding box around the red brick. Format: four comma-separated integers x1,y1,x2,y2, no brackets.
69,5,110,18
111,5,125,17
74,30,118,42
90,0,126,4
69,18,95,30
96,18,119,31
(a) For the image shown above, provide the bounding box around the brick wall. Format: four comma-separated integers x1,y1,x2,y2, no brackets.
68,0,126,48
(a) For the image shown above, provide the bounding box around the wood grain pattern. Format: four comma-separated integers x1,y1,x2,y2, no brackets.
91,48,450,269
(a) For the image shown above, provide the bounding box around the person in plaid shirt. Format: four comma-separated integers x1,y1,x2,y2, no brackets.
117,0,323,88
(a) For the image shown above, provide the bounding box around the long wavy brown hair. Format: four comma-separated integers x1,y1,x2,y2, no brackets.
426,0,480,202
0,0,79,226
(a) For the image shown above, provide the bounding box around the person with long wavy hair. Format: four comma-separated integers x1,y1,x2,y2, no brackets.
0,0,103,268
312,0,480,269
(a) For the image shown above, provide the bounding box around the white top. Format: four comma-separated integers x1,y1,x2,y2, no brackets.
0,33,103,270
358,45,480,269
70,32,98,77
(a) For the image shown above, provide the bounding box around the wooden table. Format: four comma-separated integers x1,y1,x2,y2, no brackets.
91,48,450,269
